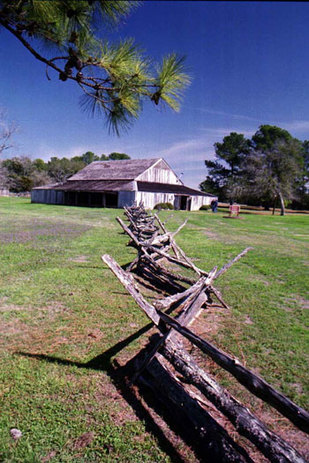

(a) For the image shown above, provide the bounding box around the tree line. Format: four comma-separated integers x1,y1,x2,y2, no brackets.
200,125,309,215
0,151,130,193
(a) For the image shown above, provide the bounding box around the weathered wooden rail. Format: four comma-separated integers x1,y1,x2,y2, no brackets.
102,203,308,462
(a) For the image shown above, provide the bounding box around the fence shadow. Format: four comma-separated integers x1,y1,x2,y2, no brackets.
16,324,189,463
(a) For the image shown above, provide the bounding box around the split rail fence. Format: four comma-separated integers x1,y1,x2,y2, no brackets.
102,203,309,462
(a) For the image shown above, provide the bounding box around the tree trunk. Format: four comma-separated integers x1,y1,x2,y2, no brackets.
272,197,277,215
278,191,285,216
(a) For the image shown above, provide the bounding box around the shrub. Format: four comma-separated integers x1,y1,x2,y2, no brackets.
154,202,174,210
199,205,209,211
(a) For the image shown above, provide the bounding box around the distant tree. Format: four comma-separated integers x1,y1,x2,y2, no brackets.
244,138,304,215
0,163,8,189
71,151,131,164
108,152,130,160
30,169,52,188
290,140,309,210
251,125,293,151
33,158,47,171
3,156,51,192
302,140,309,174
46,157,83,183
201,125,307,212
3,157,32,176
80,151,99,164
200,132,251,201
199,176,221,197
0,110,17,156
70,157,87,173
0,1,190,134
78,152,131,161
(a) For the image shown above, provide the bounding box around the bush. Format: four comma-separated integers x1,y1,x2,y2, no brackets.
199,205,209,211
154,202,174,210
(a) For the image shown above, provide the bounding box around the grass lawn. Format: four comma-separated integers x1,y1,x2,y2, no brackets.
0,197,308,462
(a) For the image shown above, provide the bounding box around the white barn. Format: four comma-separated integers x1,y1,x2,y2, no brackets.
31,158,216,211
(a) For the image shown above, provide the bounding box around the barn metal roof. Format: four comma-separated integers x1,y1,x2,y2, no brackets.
137,181,214,197
68,158,160,181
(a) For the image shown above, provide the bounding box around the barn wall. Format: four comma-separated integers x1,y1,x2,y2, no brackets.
31,189,64,204
190,195,214,211
136,191,214,211
137,160,181,185
118,191,136,208
136,191,175,209
31,188,215,210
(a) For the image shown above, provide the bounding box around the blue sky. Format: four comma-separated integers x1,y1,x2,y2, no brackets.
1,1,308,188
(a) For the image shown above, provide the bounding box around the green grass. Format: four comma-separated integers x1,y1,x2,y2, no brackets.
0,197,308,462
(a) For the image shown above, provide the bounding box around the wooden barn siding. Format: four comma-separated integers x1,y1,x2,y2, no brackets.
191,195,212,210
137,163,181,185
31,188,213,210
136,192,174,209
31,189,64,204
138,192,213,210
135,192,211,210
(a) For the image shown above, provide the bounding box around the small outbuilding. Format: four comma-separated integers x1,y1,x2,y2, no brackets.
31,158,216,211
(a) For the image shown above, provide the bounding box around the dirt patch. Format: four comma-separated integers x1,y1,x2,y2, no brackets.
41,450,57,462
298,297,309,310
0,302,68,317
193,305,224,338
87,329,105,341
69,256,89,263
204,230,219,240
0,318,29,338
0,304,28,313
284,295,309,312
0,218,91,244
244,315,254,325
289,382,303,395
0,302,74,354
72,431,94,450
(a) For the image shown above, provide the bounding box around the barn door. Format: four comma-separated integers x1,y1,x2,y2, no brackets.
174,196,180,210
180,196,187,210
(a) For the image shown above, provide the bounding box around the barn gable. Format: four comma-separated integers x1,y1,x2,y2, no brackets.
136,159,182,185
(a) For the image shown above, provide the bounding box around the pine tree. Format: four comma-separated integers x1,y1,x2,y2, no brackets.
0,1,190,134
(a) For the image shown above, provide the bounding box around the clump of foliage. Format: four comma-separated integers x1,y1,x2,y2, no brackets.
154,202,174,210
0,0,190,134
2,156,50,192
199,205,209,211
200,125,309,215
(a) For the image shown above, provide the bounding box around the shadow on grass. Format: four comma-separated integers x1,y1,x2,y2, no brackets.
16,324,252,463
16,322,188,463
